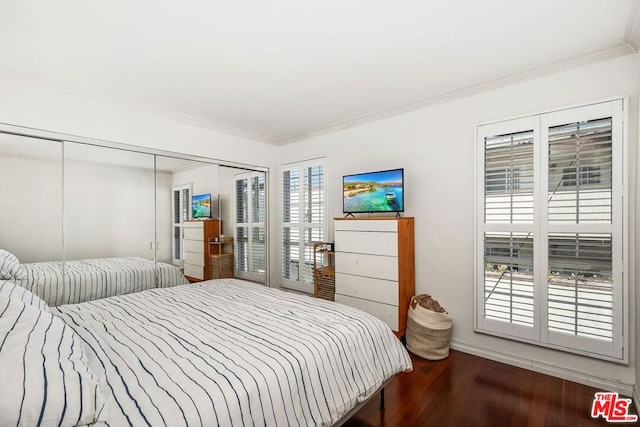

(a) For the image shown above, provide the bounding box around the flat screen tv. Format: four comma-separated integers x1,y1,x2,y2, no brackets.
343,168,404,214
192,193,212,219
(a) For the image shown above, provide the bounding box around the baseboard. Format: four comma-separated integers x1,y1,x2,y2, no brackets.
633,385,640,416
449,341,634,396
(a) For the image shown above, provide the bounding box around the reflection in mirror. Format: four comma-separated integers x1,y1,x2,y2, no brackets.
0,130,269,306
155,156,221,270
58,143,189,306
158,160,268,285
227,168,267,284
0,133,63,263
64,143,156,261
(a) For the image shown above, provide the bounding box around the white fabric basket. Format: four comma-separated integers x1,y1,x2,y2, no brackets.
406,294,452,360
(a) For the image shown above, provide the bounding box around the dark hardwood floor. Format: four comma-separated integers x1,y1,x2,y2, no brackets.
344,349,638,427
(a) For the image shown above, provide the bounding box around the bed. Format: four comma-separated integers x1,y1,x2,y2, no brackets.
0,277,412,426
1,249,188,306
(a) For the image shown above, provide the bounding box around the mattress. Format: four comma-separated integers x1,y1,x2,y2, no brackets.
18,257,188,306
53,278,413,426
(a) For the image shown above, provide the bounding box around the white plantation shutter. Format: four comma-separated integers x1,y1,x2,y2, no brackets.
235,172,266,283
236,177,249,274
250,174,267,276
547,233,613,340
484,130,534,224
548,118,613,223
483,231,534,328
281,159,326,293
476,99,626,361
171,184,191,264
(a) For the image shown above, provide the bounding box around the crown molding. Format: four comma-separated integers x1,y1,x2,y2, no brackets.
277,41,636,145
624,0,640,50
0,67,278,146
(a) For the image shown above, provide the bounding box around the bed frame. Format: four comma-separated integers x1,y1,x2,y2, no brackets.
334,377,393,426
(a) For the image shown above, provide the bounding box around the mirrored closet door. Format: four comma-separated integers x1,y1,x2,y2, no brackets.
63,143,156,262
0,133,63,264
1,129,270,304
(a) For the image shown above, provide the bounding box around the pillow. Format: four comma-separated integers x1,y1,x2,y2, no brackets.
0,295,107,426
0,249,27,280
0,279,50,312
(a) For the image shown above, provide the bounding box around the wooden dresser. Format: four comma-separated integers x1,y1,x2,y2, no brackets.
183,220,219,281
334,217,415,337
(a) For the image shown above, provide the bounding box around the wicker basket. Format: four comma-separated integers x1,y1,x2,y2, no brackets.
210,253,234,279
314,266,335,301
406,294,452,360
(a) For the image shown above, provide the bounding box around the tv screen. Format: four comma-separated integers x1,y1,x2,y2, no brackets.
192,193,212,218
343,168,404,213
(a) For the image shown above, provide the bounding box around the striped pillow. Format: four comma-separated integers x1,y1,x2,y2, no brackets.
0,295,107,426
0,280,50,312
0,249,27,280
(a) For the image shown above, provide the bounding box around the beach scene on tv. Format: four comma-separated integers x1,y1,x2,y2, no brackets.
192,194,211,218
343,169,404,212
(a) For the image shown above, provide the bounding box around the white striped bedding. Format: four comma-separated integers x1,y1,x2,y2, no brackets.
0,279,50,312
15,257,188,307
53,278,413,427
0,295,107,426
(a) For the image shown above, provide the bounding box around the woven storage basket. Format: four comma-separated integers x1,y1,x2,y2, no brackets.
406,294,452,360
210,253,234,279
314,266,335,301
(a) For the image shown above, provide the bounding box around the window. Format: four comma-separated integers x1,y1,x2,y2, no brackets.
476,99,626,361
561,165,601,188
280,159,326,293
171,183,192,264
485,167,521,193
235,171,267,283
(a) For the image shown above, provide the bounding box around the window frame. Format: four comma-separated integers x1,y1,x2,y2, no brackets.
475,98,628,363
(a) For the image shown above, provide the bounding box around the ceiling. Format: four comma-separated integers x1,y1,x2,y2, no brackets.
0,0,638,144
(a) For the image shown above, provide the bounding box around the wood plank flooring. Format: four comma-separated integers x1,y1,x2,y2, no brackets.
344,349,638,427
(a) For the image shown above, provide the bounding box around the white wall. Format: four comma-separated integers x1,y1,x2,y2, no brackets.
278,54,638,392
0,72,276,170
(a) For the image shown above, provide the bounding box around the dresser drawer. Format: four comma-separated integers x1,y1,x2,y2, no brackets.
335,252,398,281
184,228,203,241
184,221,204,229
335,294,399,330
184,239,204,253
335,230,397,256
335,219,397,233
335,273,398,305
185,251,205,267
184,263,204,280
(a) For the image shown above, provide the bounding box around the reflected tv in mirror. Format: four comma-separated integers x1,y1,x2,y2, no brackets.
343,168,404,213
192,193,212,219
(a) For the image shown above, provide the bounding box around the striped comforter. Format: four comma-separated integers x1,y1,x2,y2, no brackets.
18,257,188,306
53,279,412,427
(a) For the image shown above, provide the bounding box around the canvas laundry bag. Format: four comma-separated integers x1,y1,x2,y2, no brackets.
406,294,452,360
